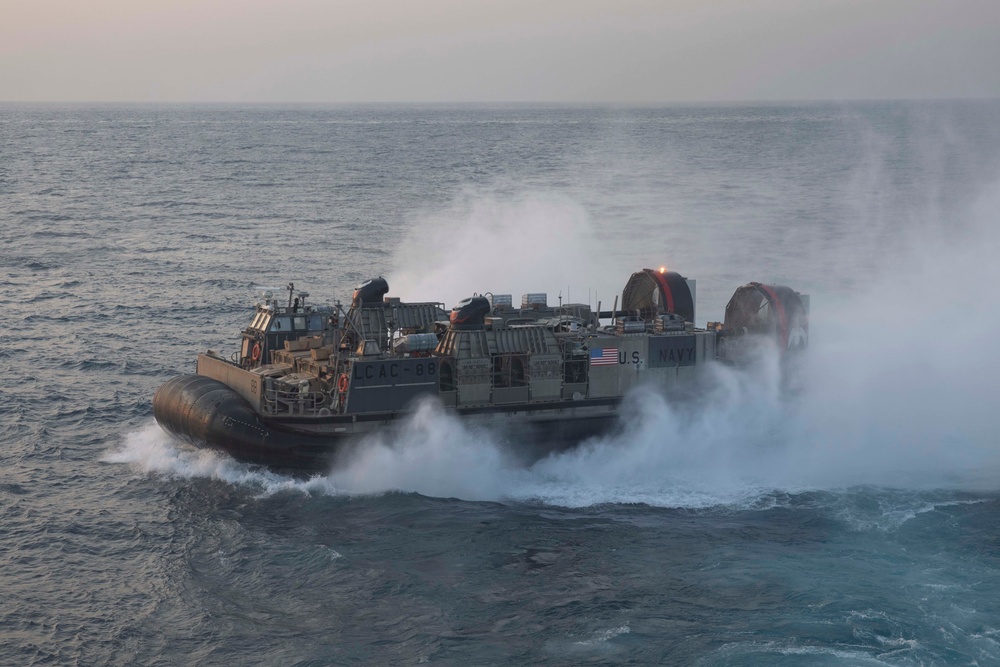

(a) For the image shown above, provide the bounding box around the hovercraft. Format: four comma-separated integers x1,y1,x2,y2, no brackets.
154,271,807,471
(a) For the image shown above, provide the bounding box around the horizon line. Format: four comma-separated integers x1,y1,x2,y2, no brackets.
2,96,999,107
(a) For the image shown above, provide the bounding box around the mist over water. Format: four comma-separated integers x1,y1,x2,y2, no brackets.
388,193,627,311
788,176,1000,490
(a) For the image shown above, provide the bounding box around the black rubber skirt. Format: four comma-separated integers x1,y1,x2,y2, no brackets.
152,374,346,471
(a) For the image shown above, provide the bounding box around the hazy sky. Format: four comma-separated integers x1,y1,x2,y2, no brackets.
2,0,998,103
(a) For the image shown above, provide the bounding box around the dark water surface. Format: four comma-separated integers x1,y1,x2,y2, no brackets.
3,102,1000,665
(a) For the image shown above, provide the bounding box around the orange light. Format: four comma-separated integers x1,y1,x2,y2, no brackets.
659,266,666,274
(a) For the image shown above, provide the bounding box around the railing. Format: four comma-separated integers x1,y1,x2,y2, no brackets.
261,387,331,417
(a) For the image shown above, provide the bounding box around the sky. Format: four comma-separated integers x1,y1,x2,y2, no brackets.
2,0,998,103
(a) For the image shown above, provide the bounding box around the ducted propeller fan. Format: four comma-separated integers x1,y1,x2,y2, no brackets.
721,282,808,358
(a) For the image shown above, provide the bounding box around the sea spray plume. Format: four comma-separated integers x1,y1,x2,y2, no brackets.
779,177,1000,490
328,398,521,501
519,178,1000,501
516,342,789,508
529,173,1000,499
104,422,240,477
387,193,629,310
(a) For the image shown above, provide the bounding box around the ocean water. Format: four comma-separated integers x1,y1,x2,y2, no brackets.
2,101,1000,665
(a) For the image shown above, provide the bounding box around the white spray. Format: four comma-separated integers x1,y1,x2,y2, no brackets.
387,192,631,310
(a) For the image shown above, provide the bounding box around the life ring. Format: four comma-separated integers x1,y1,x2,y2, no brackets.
337,373,350,393
251,342,262,362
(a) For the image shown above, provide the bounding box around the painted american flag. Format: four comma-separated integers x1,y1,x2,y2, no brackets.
589,348,618,367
